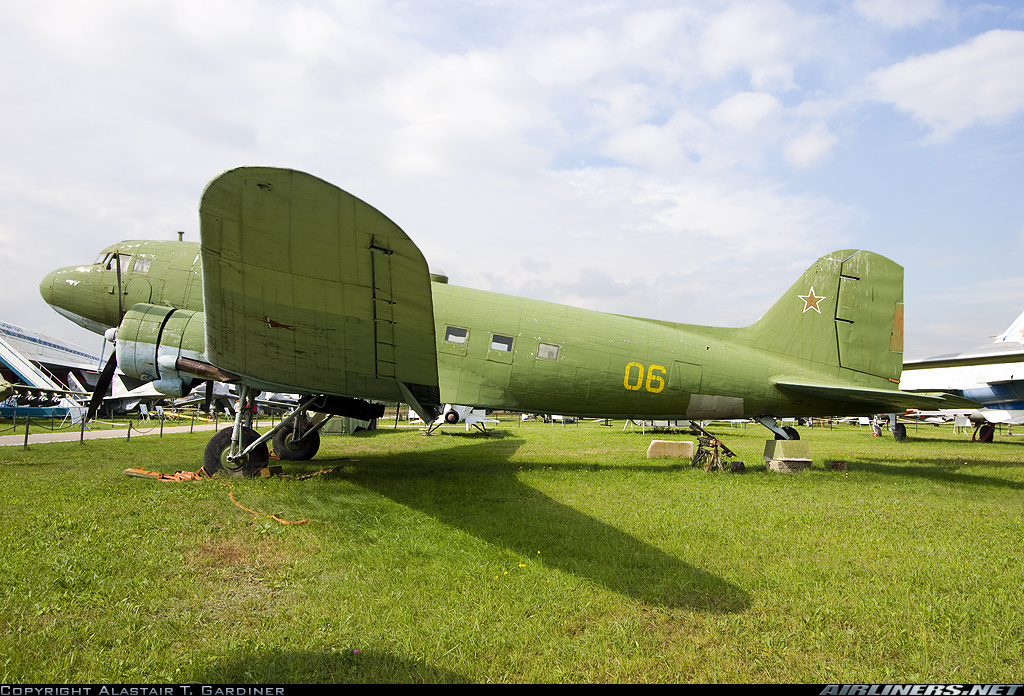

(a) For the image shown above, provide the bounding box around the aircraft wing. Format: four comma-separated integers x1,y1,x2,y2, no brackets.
198,167,440,415
903,343,1024,371
775,381,981,412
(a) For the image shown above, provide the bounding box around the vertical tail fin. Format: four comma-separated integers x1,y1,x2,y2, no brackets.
746,250,904,383
994,309,1024,344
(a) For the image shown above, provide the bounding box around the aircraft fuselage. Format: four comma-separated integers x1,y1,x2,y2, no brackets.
41,239,907,421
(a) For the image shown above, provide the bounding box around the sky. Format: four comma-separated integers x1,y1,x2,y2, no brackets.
2,0,1024,362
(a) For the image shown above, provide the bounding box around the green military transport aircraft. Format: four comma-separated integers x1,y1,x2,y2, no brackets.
40,167,969,475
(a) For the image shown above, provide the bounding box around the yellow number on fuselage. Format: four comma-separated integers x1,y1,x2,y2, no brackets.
623,363,666,393
624,362,644,391
646,364,666,393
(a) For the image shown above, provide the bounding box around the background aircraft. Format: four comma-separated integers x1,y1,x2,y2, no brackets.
40,167,971,474
901,309,1024,441
0,320,95,422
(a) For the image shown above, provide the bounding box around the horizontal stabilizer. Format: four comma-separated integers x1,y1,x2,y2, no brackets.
775,381,980,411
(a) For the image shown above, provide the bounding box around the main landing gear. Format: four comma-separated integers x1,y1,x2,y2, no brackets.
204,426,268,478
202,386,331,477
973,422,995,443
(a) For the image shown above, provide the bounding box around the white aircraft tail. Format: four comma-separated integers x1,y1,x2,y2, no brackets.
993,310,1024,344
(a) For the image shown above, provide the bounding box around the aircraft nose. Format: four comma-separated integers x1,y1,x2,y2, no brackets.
39,268,59,307
39,265,118,334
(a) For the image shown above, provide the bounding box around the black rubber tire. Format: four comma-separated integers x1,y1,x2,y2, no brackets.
272,419,321,461
203,427,268,477
775,426,800,440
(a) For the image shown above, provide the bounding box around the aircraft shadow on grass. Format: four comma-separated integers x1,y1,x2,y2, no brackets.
195,647,469,684
849,458,1024,491
311,433,751,613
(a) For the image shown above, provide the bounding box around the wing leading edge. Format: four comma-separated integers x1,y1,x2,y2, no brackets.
199,167,440,418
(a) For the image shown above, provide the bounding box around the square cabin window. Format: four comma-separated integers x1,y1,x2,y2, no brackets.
537,342,560,360
490,334,514,352
444,326,469,344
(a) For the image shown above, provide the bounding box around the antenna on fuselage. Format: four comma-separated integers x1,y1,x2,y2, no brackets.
177,231,184,242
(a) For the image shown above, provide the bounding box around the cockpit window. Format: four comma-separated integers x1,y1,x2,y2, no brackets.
100,254,131,271
132,257,152,274
94,252,112,267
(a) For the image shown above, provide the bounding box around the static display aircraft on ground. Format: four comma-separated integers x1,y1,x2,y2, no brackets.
901,309,1024,441
40,167,972,475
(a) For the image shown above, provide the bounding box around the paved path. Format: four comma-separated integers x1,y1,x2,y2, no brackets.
0,421,231,447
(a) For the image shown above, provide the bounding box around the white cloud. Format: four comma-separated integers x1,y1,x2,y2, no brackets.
711,92,782,132
526,27,613,85
868,29,1024,141
853,0,946,29
783,122,838,168
699,1,821,92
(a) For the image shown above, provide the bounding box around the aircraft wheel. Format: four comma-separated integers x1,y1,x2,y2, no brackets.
775,426,800,440
272,419,321,461
893,423,907,442
203,427,268,477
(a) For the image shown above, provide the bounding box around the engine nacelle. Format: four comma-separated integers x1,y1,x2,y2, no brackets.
116,304,207,397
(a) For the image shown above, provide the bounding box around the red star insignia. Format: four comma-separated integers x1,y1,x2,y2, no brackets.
798,287,826,314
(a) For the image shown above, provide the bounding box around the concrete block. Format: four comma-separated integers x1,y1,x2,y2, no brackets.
763,439,812,473
762,439,811,461
647,440,694,459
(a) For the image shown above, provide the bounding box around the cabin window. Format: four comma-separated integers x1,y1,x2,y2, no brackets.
132,257,152,274
490,334,514,352
444,326,469,344
538,342,560,360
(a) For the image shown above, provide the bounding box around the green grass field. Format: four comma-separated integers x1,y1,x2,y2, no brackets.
1,418,1021,683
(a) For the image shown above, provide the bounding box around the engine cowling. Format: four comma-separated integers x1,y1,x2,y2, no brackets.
115,304,207,397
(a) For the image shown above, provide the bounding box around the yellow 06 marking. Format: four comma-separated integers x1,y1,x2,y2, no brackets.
623,363,666,393
624,362,644,390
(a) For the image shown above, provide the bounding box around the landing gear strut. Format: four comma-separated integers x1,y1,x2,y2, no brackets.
757,416,799,440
